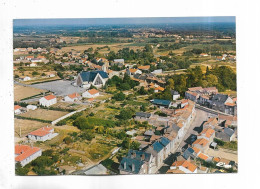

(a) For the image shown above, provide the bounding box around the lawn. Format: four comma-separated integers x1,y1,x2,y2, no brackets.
14,84,47,101
14,118,47,137
21,108,68,121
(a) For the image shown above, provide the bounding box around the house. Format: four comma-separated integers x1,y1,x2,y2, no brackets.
197,153,210,161
14,105,22,115
27,126,58,142
215,127,235,142
39,94,57,107
151,99,171,108
15,144,42,167
182,147,196,160
210,94,234,114
159,137,171,159
64,93,81,102
200,53,209,57
192,138,209,152
29,62,37,67
154,86,165,93
138,65,150,72
26,105,37,111
119,150,154,174
198,128,215,142
20,76,31,81
145,141,165,169
82,89,100,98
171,90,180,100
170,160,197,173
135,112,152,121
126,68,142,76
76,71,109,89
113,59,124,64
185,91,200,102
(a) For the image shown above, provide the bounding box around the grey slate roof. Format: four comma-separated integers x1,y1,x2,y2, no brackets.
119,157,144,174
172,123,180,132
224,128,235,137
127,150,152,162
80,71,108,82
171,90,179,95
211,94,229,103
152,99,171,106
183,147,194,160
160,137,170,147
136,112,151,118
152,141,164,153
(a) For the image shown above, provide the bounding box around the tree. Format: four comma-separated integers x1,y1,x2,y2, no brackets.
118,108,134,120
63,136,73,144
168,78,175,89
113,92,125,101
32,71,39,76
205,74,218,87
73,117,93,130
130,141,141,150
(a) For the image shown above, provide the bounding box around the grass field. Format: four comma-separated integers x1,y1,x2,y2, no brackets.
14,118,47,137
21,108,68,121
14,84,47,101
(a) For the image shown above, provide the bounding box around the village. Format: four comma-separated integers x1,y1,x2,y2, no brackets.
13,22,237,175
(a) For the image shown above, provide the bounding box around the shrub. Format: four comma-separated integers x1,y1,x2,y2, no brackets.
63,136,73,144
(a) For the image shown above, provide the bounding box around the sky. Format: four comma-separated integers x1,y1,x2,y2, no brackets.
13,17,235,27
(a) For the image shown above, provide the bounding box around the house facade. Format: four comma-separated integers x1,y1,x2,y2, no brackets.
39,94,57,107
15,145,42,167
64,93,80,102
82,89,100,98
27,126,57,142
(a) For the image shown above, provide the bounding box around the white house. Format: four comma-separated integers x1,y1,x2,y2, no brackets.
126,69,142,76
27,126,57,142
39,94,57,107
26,105,37,111
82,89,100,98
64,93,80,102
20,76,31,81
29,62,37,67
171,90,180,100
14,105,22,115
15,144,42,167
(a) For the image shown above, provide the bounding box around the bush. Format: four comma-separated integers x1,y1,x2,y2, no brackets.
63,136,73,144
73,116,93,130
80,131,94,141
214,138,225,146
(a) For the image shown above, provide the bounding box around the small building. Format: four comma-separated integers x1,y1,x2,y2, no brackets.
64,93,80,102
192,138,209,153
20,76,31,81
14,105,22,115
82,89,100,98
26,105,37,111
39,94,57,107
126,68,142,76
29,62,37,67
170,160,197,173
15,144,42,167
171,90,180,101
27,126,57,142
151,99,171,108
215,128,235,142
154,86,165,93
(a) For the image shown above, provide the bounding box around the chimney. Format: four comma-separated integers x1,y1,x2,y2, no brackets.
124,162,126,169
141,154,145,161
132,163,135,172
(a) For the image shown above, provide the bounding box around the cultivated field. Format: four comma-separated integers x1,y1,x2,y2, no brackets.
14,84,47,101
14,118,47,137
21,108,68,121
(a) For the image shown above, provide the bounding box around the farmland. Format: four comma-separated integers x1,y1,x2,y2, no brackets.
21,108,68,121
14,84,47,101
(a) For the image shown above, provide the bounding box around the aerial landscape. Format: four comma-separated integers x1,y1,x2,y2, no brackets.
13,17,237,176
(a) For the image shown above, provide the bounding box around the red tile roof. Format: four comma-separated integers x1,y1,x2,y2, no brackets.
44,94,56,100
138,65,150,70
68,93,80,99
29,126,53,137
15,145,41,162
200,128,215,138
87,89,99,95
193,138,209,147
172,160,197,172
198,153,209,160
14,105,22,110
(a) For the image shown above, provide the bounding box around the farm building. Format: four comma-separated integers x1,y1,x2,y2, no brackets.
14,105,22,115
39,94,57,107
15,144,42,167
82,89,100,98
27,126,58,142
64,93,80,102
